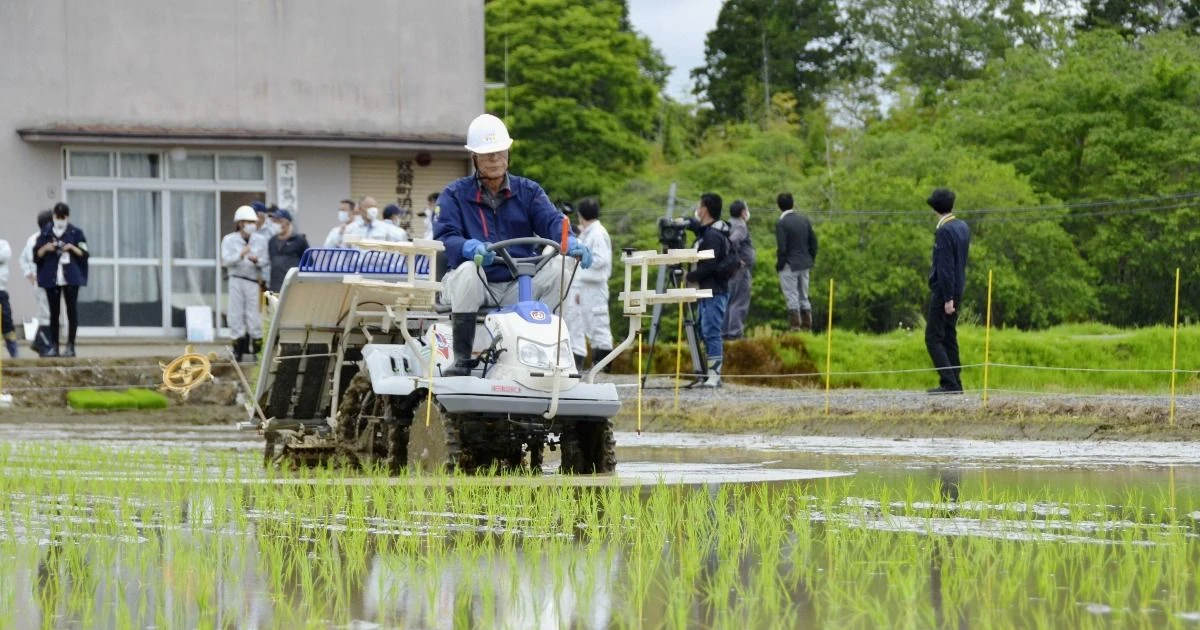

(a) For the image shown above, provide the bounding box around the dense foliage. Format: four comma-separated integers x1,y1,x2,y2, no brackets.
483,0,666,200
486,1,1200,333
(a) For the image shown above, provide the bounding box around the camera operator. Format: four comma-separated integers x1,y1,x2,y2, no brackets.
33,202,89,357
676,192,733,388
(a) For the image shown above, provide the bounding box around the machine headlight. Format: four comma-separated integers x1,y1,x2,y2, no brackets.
517,339,574,371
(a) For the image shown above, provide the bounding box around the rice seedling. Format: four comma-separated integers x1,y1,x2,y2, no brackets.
3,443,1200,628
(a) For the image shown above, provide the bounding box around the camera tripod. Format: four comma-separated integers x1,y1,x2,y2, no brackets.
641,260,706,389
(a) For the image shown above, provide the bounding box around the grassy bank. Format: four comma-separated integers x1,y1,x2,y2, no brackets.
612,323,1200,393
804,323,1200,394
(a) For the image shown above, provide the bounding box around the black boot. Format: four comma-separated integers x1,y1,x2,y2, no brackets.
250,337,263,362
574,354,586,372
591,348,612,373
61,343,76,358
441,314,477,377
5,339,17,358
233,336,245,363
41,343,59,358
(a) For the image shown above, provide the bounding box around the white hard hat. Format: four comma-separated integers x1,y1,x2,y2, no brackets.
233,205,257,223
464,114,513,154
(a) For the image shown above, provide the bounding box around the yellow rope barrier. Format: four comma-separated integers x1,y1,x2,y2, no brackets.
824,278,835,416
983,269,993,406
637,330,644,434
1170,267,1181,425
673,302,684,412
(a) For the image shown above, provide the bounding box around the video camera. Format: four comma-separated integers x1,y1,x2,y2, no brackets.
657,217,689,251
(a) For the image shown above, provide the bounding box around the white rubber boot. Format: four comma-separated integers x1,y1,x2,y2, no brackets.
702,358,722,388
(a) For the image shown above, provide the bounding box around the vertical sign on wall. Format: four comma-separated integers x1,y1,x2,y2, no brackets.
276,160,298,211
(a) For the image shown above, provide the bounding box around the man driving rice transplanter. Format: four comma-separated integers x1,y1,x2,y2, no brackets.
434,114,594,377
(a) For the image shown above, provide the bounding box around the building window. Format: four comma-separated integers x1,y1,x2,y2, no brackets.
63,148,268,333
119,153,161,179
218,155,264,181
67,151,113,178
169,154,216,180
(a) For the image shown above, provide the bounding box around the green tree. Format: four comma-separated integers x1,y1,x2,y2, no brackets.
485,0,666,199
1076,0,1200,36
692,0,864,124
939,30,1200,325
803,130,1098,332
845,0,1073,100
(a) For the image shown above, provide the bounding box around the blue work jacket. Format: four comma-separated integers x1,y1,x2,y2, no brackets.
33,224,89,288
434,174,567,283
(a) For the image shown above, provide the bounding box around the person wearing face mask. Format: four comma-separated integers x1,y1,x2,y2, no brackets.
33,202,89,358
251,202,278,239
324,199,358,248
20,210,54,354
346,196,405,244
435,113,593,377
222,205,270,362
723,200,757,340
266,209,310,293
419,192,440,240
382,205,411,241
673,193,734,387
563,198,613,371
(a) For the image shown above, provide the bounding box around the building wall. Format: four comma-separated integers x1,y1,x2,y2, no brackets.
0,0,484,135
0,0,483,334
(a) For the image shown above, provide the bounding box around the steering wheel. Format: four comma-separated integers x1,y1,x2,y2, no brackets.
486,237,564,277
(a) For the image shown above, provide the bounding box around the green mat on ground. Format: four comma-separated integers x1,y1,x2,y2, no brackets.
67,388,170,410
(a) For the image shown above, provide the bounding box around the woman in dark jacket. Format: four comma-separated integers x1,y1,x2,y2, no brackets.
33,202,88,357
266,209,309,292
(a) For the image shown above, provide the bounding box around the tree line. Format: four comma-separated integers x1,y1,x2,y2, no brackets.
485,0,1200,332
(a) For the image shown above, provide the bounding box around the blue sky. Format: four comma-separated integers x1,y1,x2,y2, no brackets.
627,0,726,102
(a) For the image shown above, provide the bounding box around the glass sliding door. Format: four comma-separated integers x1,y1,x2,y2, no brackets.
169,191,219,328
67,189,117,327
116,190,163,327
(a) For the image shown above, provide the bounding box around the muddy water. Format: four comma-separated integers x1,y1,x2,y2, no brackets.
4,421,1200,628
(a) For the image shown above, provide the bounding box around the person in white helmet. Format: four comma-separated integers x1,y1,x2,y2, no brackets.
564,198,613,371
434,113,594,377
221,205,270,362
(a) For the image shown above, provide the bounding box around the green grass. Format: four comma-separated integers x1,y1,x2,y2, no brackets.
792,323,1200,393
66,388,170,410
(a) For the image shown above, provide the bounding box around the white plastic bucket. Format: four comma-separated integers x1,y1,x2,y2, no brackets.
22,319,37,342
186,306,215,342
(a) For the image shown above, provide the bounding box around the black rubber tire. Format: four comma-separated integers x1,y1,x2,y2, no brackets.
292,343,329,420
267,343,302,419
559,418,617,474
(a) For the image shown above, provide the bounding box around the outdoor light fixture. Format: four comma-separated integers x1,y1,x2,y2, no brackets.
168,147,188,162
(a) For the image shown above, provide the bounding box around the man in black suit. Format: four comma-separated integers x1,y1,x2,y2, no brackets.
925,188,971,394
775,192,818,330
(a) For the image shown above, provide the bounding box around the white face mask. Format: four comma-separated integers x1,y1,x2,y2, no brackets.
240,223,252,235
693,209,701,221
744,211,751,222
53,219,68,232
337,210,350,224
366,207,379,220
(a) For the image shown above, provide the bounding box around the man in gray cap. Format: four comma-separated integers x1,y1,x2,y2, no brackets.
924,187,970,394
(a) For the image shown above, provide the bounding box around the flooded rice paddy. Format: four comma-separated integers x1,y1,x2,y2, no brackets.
2,421,1200,628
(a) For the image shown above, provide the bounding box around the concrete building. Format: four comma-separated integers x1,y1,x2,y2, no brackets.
1,0,482,336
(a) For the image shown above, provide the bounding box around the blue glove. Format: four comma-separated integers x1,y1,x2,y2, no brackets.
567,235,593,269
463,239,495,266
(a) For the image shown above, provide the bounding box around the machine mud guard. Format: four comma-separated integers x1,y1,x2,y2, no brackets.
432,377,621,419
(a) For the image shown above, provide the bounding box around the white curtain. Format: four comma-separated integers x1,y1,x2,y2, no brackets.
117,190,161,304
65,190,116,325
169,155,215,180
218,156,264,181
171,192,217,310
120,153,159,178
69,152,110,177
